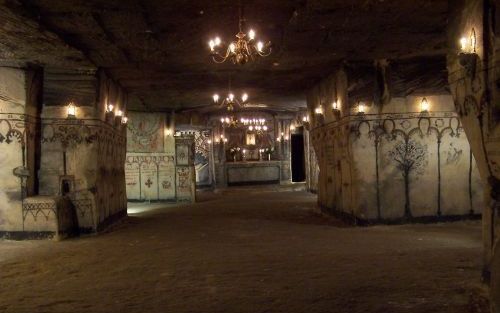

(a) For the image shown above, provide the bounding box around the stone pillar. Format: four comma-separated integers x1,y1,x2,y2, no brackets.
0,66,42,233
38,68,127,232
447,0,500,310
175,135,196,202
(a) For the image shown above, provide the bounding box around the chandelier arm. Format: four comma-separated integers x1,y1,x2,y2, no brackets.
211,46,233,63
256,42,272,57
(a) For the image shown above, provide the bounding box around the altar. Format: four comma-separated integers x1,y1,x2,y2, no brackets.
225,161,281,186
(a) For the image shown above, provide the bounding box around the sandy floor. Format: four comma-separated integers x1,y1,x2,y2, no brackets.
0,188,488,313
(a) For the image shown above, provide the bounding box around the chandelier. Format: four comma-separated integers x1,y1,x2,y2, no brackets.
220,116,240,128
213,92,248,111
241,118,268,132
208,5,271,65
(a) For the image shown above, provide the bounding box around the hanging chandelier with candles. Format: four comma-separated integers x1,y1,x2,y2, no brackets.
213,91,248,111
208,4,271,65
220,115,240,128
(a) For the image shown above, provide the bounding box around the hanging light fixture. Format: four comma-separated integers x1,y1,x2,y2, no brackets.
220,115,240,128
212,76,249,111
208,3,271,65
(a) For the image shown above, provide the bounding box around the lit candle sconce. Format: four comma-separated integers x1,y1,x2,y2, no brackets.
164,128,172,136
301,115,310,130
290,124,296,132
67,102,76,118
208,139,212,144
332,100,340,111
420,97,430,113
357,102,365,115
276,136,281,142
106,103,114,113
458,28,478,77
332,99,341,118
314,106,323,115
115,109,124,125
121,116,128,124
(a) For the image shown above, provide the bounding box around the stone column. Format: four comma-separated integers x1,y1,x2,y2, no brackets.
0,66,42,232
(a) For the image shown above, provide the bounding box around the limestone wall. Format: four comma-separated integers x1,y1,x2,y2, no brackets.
0,67,40,231
37,70,127,232
125,111,177,201
445,0,500,308
306,70,484,223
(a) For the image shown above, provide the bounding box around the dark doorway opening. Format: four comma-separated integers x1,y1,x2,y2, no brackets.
291,130,306,182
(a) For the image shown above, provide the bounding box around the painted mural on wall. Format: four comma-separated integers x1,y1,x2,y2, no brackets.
176,166,194,201
194,130,211,186
387,139,428,218
127,112,164,153
310,111,484,223
125,154,176,201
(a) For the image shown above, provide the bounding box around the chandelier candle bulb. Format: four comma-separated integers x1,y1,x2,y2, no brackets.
257,42,264,52
213,94,219,103
248,29,255,40
315,106,323,115
116,110,123,117
107,104,114,112
242,93,248,102
122,116,128,124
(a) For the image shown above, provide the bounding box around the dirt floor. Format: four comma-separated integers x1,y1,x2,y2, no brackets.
0,187,489,313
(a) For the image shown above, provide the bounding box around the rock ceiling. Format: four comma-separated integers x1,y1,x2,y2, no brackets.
0,0,449,111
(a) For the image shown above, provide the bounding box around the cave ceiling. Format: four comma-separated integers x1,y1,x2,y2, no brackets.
0,0,449,111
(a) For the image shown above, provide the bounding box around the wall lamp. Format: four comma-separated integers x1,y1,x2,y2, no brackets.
67,102,77,118
357,102,365,115
420,97,430,113
458,28,478,77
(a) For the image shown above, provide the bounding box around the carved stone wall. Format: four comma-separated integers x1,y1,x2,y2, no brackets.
0,67,127,234
37,70,127,232
306,67,484,223
124,111,197,202
0,67,40,232
446,0,500,309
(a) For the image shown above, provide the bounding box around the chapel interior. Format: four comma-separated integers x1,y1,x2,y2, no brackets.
0,0,499,312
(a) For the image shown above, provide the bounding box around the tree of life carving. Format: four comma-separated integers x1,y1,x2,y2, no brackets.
388,139,427,219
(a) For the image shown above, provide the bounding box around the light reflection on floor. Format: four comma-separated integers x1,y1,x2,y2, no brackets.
127,202,176,215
